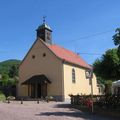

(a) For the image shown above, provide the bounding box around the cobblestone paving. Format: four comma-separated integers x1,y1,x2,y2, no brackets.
0,101,117,120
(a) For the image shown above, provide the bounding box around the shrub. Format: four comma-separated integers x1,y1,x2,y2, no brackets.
7,96,15,100
0,92,6,101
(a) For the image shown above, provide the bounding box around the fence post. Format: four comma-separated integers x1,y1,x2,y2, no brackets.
37,99,39,104
21,98,23,104
8,98,10,104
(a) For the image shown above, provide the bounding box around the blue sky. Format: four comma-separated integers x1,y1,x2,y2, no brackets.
0,0,120,64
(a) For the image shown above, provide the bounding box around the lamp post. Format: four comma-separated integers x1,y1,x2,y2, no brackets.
85,69,94,113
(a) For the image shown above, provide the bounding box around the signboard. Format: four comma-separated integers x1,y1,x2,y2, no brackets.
85,70,93,79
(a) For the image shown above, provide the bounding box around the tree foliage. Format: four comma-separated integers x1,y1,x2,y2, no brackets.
93,48,120,81
0,59,20,77
113,28,120,46
1,74,9,86
0,59,20,86
9,65,18,78
113,28,120,56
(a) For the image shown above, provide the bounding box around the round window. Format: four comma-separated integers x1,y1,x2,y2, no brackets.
43,53,46,57
32,55,35,59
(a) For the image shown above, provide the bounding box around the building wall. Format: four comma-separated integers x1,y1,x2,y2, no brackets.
63,63,99,101
18,39,63,100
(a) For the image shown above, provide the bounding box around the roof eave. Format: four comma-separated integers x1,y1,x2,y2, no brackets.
62,59,91,70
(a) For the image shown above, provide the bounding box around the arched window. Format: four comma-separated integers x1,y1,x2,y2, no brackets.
72,68,76,83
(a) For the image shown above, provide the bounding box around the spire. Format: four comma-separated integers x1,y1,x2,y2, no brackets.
36,17,52,44
43,16,46,24
37,16,52,31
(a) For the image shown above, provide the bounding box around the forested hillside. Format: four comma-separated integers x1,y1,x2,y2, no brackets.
0,59,21,76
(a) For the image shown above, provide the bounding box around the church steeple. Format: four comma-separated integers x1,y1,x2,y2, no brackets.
36,18,52,44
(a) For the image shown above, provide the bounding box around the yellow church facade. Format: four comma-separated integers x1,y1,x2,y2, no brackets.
18,22,99,101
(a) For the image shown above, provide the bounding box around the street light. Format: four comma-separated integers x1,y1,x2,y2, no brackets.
85,69,94,113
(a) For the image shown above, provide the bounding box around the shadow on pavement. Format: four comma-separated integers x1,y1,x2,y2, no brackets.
36,111,116,120
53,103,72,108
35,103,116,120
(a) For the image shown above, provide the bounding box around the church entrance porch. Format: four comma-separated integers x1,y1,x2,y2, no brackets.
21,75,51,98
31,83,47,98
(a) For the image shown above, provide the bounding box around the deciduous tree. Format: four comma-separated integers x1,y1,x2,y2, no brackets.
113,28,120,57
93,48,120,81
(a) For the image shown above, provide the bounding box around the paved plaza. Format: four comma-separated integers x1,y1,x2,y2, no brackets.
0,101,117,120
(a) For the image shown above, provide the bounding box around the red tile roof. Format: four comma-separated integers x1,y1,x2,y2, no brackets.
48,44,91,69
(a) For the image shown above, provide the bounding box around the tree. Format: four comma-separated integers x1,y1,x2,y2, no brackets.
2,74,9,86
9,65,18,78
113,28,120,56
0,59,20,76
93,48,120,81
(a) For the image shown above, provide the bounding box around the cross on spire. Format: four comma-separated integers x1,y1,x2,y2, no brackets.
43,16,46,24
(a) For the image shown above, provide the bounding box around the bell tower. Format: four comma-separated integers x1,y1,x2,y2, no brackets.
36,17,52,44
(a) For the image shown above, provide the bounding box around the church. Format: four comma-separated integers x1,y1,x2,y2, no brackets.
18,21,99,101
